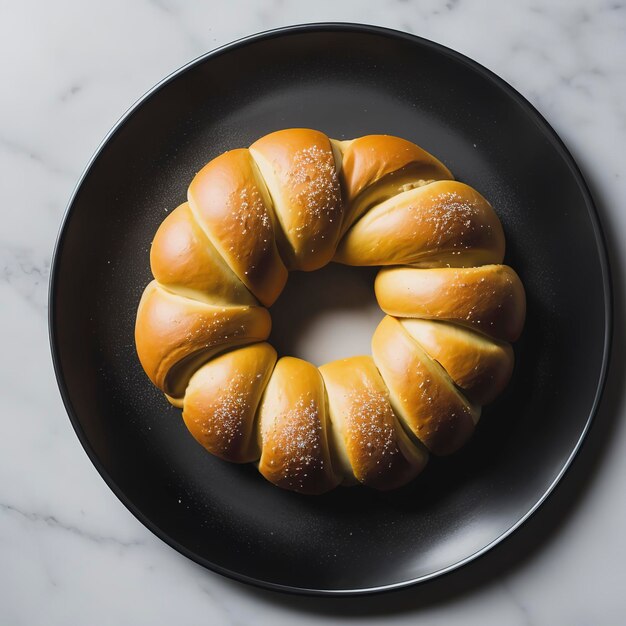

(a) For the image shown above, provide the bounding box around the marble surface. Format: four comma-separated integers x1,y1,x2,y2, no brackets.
1,0,625,623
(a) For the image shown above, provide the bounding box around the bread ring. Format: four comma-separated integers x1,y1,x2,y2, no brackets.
135,129,526,493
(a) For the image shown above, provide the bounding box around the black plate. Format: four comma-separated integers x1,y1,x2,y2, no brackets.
49,24,611,595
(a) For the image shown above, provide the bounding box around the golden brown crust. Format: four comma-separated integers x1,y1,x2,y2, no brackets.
135,281,271,401
188,148,288,306
372,316,479,456
257,357,340,494
182,343,277,463
400,319,514,405
250,129,343,271
375,265,526,342
320,356,428,490
150,202,255,305
334,180,505,268
337,135,453,233
135,129,525,493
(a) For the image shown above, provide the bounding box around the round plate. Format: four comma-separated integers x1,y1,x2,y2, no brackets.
49,24,611,595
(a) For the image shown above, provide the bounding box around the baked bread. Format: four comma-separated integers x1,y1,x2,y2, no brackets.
135,129,526,494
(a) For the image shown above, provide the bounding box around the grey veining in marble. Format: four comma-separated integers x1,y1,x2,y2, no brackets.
1,0,625,624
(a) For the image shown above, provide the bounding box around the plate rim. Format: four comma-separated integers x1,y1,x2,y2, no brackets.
48,22,613,596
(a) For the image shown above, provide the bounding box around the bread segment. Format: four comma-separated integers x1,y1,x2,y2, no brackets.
400,319,514,405
372,316,479,456
250,129,344,271
335,180,505,268
135,281,271,402
188,148,287,306
150,202,255,306
258,357,341,494
320,356,428,490
336,134,453,233
183,343,277,463
375,265,526,342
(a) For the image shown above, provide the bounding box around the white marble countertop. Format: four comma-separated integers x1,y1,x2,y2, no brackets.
2,0,625,624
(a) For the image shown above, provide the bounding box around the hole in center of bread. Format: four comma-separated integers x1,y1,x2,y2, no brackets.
268,263,382,366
